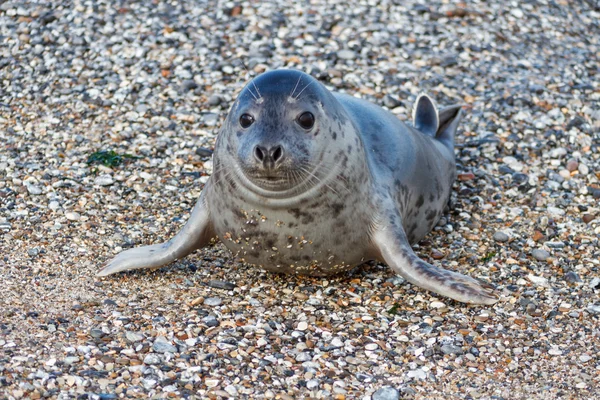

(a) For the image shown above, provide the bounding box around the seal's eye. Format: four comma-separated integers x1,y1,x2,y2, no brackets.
239,114,254,128
296,112,315,130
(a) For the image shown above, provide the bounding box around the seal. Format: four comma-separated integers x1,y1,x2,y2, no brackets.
97,69,498,305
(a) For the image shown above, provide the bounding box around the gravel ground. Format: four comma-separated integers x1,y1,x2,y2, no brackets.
1,0,599,399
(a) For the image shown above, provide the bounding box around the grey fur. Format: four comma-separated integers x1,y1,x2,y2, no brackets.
98,70,498,305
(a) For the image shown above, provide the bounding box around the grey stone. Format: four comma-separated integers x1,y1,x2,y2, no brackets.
143,354,161,365
94,175,114,186
564,271,581,283
207,95,222,106
440,344,463,355
204,297,222,306
531,249,550,261
125,331,144,342
152,337,177,353
373,386,400,400
337,49,355,60
493,231,509,242
89,328,104,338
203,315,219,327
208,280,235,290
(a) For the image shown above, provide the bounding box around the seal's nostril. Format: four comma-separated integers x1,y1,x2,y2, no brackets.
254,146,265,162
271,145,283,163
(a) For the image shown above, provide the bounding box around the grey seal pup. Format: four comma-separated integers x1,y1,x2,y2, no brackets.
98,69,498,305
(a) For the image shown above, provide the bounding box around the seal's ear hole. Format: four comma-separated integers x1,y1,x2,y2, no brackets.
240,114,255,128
296,112,315,130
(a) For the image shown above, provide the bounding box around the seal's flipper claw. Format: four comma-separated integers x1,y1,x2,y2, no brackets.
97,191,214,277
372,215,498,305
412,94,439,137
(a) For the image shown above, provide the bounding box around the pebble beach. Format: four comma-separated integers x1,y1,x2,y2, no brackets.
1,1,599,399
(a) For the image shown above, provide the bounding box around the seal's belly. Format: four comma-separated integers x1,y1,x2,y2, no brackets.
212,203,371,276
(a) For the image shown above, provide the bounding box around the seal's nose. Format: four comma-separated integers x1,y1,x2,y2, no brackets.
254,145,284,168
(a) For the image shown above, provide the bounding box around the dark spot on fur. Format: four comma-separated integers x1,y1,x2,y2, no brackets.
288,208,302,219
331,203,345,217
416,195,424,207
332,131,337,140
426,209,437,221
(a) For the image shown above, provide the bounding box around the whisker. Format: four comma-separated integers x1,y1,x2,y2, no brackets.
293,79,315,101
289,74,303,99
239,60,260,101
252,79,262,100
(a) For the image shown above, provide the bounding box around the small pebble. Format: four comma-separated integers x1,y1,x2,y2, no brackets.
204,297,222,306
152,337,177,353
94,175,114,186
297,321,308,331
143,354,161,365
372,386,400,400
564,271,581,283
531,249,550,261
337,49,355,60
65,212,81,221
207,280,235,290
493,231,510,242
440,344,463,355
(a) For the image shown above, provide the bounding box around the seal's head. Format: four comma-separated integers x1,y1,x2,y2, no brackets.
215,70,353,199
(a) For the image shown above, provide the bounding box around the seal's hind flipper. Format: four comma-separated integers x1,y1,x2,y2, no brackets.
97,192,214,277
412,94,439,137
436,104,463,147
371,211,498,305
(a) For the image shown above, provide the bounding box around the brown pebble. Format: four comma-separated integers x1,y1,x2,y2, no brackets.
532,231,545,242
566,159,578,172
190,297,204,306
431,249,445,260
458,172,475,181
582,214,595,223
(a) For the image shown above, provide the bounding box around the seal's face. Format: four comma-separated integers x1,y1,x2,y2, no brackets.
217,70,347,198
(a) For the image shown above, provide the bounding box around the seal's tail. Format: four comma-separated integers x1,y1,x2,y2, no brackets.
412,94,463,148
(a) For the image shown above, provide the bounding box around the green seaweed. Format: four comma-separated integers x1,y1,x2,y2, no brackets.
87,150,141,168
481,251,497,263
388,302,401,315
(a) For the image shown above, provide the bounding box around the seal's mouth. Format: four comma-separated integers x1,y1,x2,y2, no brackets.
241,169,298,191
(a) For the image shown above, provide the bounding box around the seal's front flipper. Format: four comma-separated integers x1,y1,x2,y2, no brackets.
412,94,439,137
372,214,498,305
97,192,214,277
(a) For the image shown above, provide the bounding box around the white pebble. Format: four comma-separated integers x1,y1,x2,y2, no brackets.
297,321,308,331
65,212,81,221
